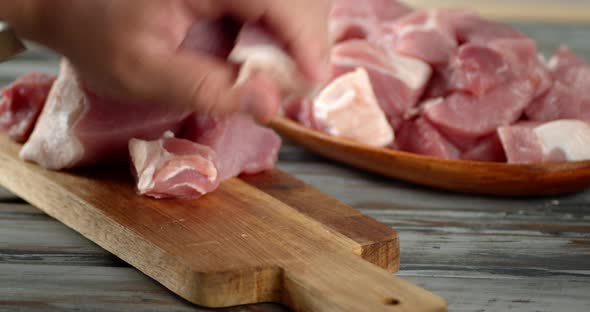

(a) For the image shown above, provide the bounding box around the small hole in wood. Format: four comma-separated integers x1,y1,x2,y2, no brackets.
384,298,400,306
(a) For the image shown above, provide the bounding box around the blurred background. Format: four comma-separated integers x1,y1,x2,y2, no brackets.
405,0,590,23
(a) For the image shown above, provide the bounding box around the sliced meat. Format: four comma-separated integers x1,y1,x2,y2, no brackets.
330,0,412,43
443,43,513,96
129,132,218,199
313,68,394,147
331,40,431,129
461,134,506,162
20,60,192,169
424,79,535,143
229,24,307,97
0,72,55,143
377,9,459,65
526,46,590,121
498,120,590,163
395,117,460,160
453,13,526,44
442,38,551,97
182,114,281,181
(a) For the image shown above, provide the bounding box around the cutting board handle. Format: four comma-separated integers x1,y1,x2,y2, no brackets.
282,253,446,312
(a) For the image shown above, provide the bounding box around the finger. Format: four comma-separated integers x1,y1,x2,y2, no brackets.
138,50,278,121
239,72,282,123
138,50,242,116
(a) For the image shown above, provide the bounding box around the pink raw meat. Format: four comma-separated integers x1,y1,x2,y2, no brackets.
129,132,218,199
498,120,590,164
395,117,460,160
526,47,590,121
312,68,394,147
330,0,412,43
461,134,506,162
421,70,449,99
378,9,459,65
330,40,431,129
442,38,551,97
442,43,513,96
0,72,55,143
371,0,413,22
182,114,281,181
284,97,318,130
453,14,526,44
424,79,535,144
20,60,192,169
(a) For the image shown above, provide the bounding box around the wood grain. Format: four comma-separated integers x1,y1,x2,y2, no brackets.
0,134,445,312
270,118,590,196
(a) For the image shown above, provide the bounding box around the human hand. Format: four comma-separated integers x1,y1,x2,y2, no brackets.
5,0,331,122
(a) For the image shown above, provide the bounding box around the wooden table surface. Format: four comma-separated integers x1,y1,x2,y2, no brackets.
1,22,590,312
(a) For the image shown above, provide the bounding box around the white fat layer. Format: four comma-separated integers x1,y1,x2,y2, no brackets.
20,59,85,169
333,50,431,91
161,161,217,183
313,68,394,147
130,132,218,195
534,120,590,161
546,55,560,71
166,183,206,195
397,10,438,37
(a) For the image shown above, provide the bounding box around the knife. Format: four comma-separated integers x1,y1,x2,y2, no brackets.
0,23,25,62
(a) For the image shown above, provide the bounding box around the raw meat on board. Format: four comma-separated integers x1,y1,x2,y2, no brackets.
0,72,55,143
129,132,218,199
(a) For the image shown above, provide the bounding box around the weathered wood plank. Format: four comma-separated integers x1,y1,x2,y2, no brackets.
0,204,120,267
400,270,590,312
277,161,590,211
0,263,287,312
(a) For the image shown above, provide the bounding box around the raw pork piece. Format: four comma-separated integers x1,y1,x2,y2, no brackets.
129,132,218,199
453,14,526,44
283,97,317,130
395,117,460,160
229,24,308,97
440,38,551,97
498,120,590,164
312,68,394,147
0,72,55,143
330,0,412,43
376,9,461,65
461,134,506,162
182,114,281,181
424,79,535,145
331,40,431,129
526,47,590,121
20,60,192,169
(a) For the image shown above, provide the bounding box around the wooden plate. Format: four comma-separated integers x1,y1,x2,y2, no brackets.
270,117,590,196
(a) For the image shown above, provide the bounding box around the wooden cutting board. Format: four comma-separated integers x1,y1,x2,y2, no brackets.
0,134,446,312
